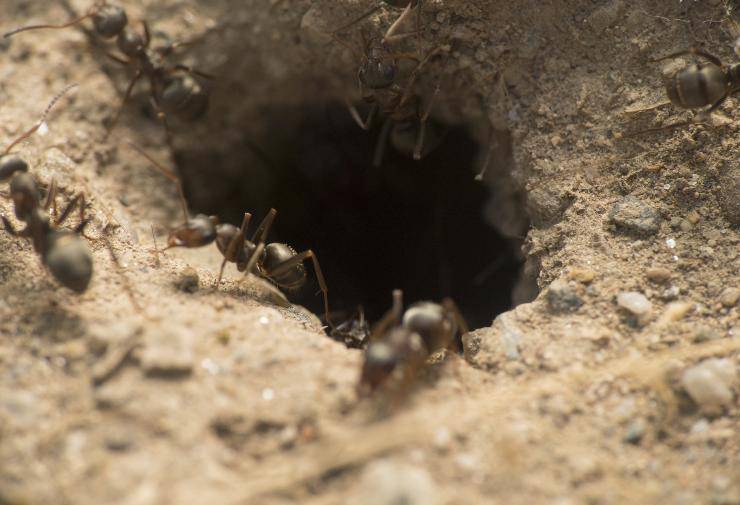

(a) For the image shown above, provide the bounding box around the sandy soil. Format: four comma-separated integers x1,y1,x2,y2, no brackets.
0,0,738,504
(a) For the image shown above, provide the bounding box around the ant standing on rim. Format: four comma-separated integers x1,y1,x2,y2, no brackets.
331,1,444,167
127,143,335,330
0,85,93,293
358,289,468,402
4,1,211,146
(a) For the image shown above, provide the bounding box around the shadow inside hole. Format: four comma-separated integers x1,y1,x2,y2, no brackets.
175,101,524,329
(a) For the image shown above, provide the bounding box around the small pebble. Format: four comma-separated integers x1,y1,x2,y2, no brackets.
141,327,194,378
623,418,647,444
692,326,721,343
719,287,739,308
616,291,652,325
547,279,584,312
681,359,737,408
175,266,199,293
354,460,440,505
608,196,661,236
645,267,671,284
568,267,596,284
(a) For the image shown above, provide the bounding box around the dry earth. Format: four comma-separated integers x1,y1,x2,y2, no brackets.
0,0,738,504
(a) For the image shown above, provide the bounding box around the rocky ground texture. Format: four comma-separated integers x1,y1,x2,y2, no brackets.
0,0,738,504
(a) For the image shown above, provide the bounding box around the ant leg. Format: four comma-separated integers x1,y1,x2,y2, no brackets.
142,20,151,48
106,70,143,137
216,214,251,287
55,193,82,226
172,64,216,81
74,218,92,235
650,48,722,66
475,128,499,181
151,224,161,266
373,117,393,167
368,289,404,342
43,177,58,214
331,4,384,34
251,208,277,244
383,2,415,43
266,249,334,329
1,216,20,236
397,46,441,110
347,100,378,130
244,242,265,277
441,297,469,352
126,141,190,224
413,84,440,160
623,116,713,137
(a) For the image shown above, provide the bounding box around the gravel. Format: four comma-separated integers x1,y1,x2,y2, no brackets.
681,359,737,409
608,196,661,236
616,291,653,326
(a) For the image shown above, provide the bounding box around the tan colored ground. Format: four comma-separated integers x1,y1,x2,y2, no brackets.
0,1,738,504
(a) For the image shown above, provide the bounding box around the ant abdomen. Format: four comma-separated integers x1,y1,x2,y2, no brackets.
261,243,305,290
666,62,726,109
93,4,128,39
44,231,94,293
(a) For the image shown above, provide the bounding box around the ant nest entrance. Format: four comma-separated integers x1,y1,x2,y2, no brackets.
158,3,536,337
171,99,533,334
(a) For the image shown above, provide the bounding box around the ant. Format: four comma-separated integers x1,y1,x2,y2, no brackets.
4,1,210,143
627,46,740,135
358,289,468,399
127,143,334,328
0,86,93,293
332,1,443,166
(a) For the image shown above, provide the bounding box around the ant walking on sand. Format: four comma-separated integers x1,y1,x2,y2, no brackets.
358,289,468,399
127,143,334,328
0,86,93,292
4,1,211,144
332,1,444,166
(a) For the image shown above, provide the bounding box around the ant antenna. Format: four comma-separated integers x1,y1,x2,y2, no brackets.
3,83,78,156
4,7,97,38
126,141,190,224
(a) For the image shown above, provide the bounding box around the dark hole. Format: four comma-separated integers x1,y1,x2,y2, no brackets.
175,102,524,330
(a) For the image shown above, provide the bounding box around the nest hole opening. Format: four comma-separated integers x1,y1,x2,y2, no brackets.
174,101,525,330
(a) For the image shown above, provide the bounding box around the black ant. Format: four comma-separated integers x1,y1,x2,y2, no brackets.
127,143,334,328
4,1,210,143
627,46,740,135
332,1,443,166
358,289,468,398
0,86,93,293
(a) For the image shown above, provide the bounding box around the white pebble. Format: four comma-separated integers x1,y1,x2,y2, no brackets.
682,359,737,408
354,460,440,505
617,292,652,315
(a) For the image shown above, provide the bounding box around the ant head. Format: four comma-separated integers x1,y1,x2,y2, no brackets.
117,26,146,57
358,340,399,395
167,214,218,249
215,223,239,255
359,42,397,89
45,232,93,293
92,4,128,39
9,172,39,221
0,155,29,182
161,74,209,121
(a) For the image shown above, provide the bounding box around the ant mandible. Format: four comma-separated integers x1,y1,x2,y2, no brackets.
4,1,210,144
0,86,93,292
127,143,334,329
